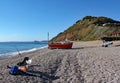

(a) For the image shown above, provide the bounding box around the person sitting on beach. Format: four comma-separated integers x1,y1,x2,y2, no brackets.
7,57,32,75
17,57,29,66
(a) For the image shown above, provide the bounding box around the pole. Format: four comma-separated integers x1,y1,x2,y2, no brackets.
14,46,21,56
48,32,49,43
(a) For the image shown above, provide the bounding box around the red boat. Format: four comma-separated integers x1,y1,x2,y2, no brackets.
48,41,73,49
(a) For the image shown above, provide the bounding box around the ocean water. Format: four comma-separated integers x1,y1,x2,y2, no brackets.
0,41,48,56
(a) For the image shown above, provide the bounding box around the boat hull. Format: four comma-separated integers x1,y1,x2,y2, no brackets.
48,42,73,49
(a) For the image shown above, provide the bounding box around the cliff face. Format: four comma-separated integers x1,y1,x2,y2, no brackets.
51,16,120,41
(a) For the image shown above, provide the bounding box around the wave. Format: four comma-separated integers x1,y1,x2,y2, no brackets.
0,45,48,57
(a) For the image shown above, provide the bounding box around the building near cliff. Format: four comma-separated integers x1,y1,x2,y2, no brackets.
112,33,120,37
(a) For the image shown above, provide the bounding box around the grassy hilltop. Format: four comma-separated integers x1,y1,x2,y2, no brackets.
51,16,120,41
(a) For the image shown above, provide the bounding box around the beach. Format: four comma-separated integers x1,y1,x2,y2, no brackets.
0,40,120,83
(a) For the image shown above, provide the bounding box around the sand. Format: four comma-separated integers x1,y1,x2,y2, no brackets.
0,40,120,83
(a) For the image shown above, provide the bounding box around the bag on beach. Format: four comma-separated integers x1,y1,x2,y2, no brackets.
9,66,19,75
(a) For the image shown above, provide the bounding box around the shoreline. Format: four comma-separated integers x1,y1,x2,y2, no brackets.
1,41,120,82
0,45,48,58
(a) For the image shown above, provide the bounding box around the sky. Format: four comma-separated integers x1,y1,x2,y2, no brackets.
0,0,120,41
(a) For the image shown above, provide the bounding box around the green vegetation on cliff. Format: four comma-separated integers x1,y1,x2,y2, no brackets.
51,16,120,41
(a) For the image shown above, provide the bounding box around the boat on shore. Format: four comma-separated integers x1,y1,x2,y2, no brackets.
48,40,73,49
47,32,73,49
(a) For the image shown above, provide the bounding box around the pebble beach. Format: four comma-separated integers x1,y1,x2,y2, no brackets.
1,41,120,83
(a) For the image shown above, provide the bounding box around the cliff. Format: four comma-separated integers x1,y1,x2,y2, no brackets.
51,16,120,41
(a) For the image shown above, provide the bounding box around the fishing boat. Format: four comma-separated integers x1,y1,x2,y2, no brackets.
48,32,73,49
48,40,73,49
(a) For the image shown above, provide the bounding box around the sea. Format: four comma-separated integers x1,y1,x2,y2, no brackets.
0,41,48,57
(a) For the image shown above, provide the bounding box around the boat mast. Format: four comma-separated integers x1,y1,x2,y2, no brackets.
48,32,49,43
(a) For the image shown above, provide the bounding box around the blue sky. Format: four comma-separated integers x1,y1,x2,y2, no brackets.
0,0,120,41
